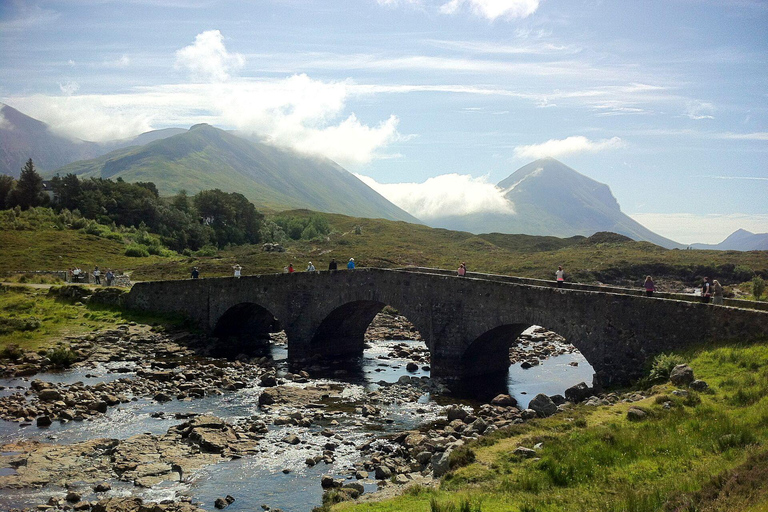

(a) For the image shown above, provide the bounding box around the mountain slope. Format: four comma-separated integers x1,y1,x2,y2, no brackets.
0,103,185,177
692,229,768,251
50,124,420,223
427,158,683,249
0,103,105,177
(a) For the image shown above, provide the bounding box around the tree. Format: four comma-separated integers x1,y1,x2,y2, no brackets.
7,159,46,210
753,276,765,301
0,175,14,210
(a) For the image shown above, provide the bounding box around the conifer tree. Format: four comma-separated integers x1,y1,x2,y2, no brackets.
7,159,46,209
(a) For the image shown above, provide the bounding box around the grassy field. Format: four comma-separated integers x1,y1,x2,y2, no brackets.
3,208,765,293
329,342,768,512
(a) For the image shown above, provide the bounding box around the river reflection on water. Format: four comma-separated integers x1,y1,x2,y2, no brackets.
0,333,594,511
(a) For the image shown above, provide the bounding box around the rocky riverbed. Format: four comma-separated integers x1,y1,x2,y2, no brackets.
0,313,605,512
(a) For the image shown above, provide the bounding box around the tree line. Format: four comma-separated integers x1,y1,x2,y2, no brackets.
0,159,264,252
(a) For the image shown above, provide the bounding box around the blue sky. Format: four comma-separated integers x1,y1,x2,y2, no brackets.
1,0,766,243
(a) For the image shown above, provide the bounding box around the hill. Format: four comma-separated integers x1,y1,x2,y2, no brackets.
425,158,683,249
50,123,420,223
692,229,768,251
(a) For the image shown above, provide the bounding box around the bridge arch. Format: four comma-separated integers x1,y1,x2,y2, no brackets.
211,302,281,357
306,297,430,360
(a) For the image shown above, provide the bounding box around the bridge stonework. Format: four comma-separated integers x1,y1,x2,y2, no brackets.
124,269,768,387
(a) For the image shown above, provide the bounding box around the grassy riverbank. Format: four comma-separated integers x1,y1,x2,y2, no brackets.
0,284,185,352
330,341,768,512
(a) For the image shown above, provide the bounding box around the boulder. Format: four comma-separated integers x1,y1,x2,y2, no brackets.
627,407,647,422
431,450,452,478
528,394,558,417
490,394,517,407
39,389,63,402
565,382,593,403
374,465,392,480
669,364,695,386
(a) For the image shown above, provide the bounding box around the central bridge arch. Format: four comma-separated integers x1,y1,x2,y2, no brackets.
124,268,768,387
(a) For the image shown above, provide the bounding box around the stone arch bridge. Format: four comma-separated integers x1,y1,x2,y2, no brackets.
124,268,768,387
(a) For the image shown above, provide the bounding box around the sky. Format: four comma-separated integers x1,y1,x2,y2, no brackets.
1,0,766,244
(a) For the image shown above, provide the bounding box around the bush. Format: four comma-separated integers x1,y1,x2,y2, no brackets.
0,344,23,361
124,244,150,257
46,346,77,368
194,245,218,257
648,353,686,382
753,276,765,300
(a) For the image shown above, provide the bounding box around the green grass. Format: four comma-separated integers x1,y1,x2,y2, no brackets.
2,207,766,287
332,342,768,512
0,285,187,352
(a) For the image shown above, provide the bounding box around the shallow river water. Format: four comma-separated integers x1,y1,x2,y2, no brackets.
0,333,594,512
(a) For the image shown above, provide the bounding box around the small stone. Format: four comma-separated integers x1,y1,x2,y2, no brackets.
282,434,300,445
513,447,537,458
627,407,647,422
690,380,709,392
93,482,111,492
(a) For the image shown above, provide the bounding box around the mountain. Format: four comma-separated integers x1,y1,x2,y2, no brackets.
50,123,420,223
692,229,768,251
0,103,184,177
0,103,104,178
426,158,683,249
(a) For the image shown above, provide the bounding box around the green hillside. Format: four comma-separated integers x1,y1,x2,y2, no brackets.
4,208,764,293
50,124,419,223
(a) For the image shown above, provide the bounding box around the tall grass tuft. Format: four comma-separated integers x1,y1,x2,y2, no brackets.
430,497,482,512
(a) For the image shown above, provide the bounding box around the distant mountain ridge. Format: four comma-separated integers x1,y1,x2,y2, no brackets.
49,123,420,223
692,229,768,251
425,158,684,249
0,103,183,178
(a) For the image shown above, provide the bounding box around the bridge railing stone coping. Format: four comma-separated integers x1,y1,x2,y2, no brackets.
395,266,768,312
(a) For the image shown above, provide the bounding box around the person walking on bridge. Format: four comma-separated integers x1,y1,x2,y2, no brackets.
347,258,355,269
329,259,338,271
306,262,316,272
555,266,565,288
644,276,656,297
457,262,466,277
702,277,712,303
712,280,724,305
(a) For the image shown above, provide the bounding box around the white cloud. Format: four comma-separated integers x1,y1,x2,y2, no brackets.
175,30,245,82
376,0,421,5
3,32,402,163
58,81,80,96
355,173,515,219
6,75,403,164
719,131,768,141
685,100,714,120
629,213,768,245
0,110,11,131
103,55,131,68
440,0,540,20
514,136,624,159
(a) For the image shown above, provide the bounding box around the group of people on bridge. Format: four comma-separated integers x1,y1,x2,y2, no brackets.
68,266,115,286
